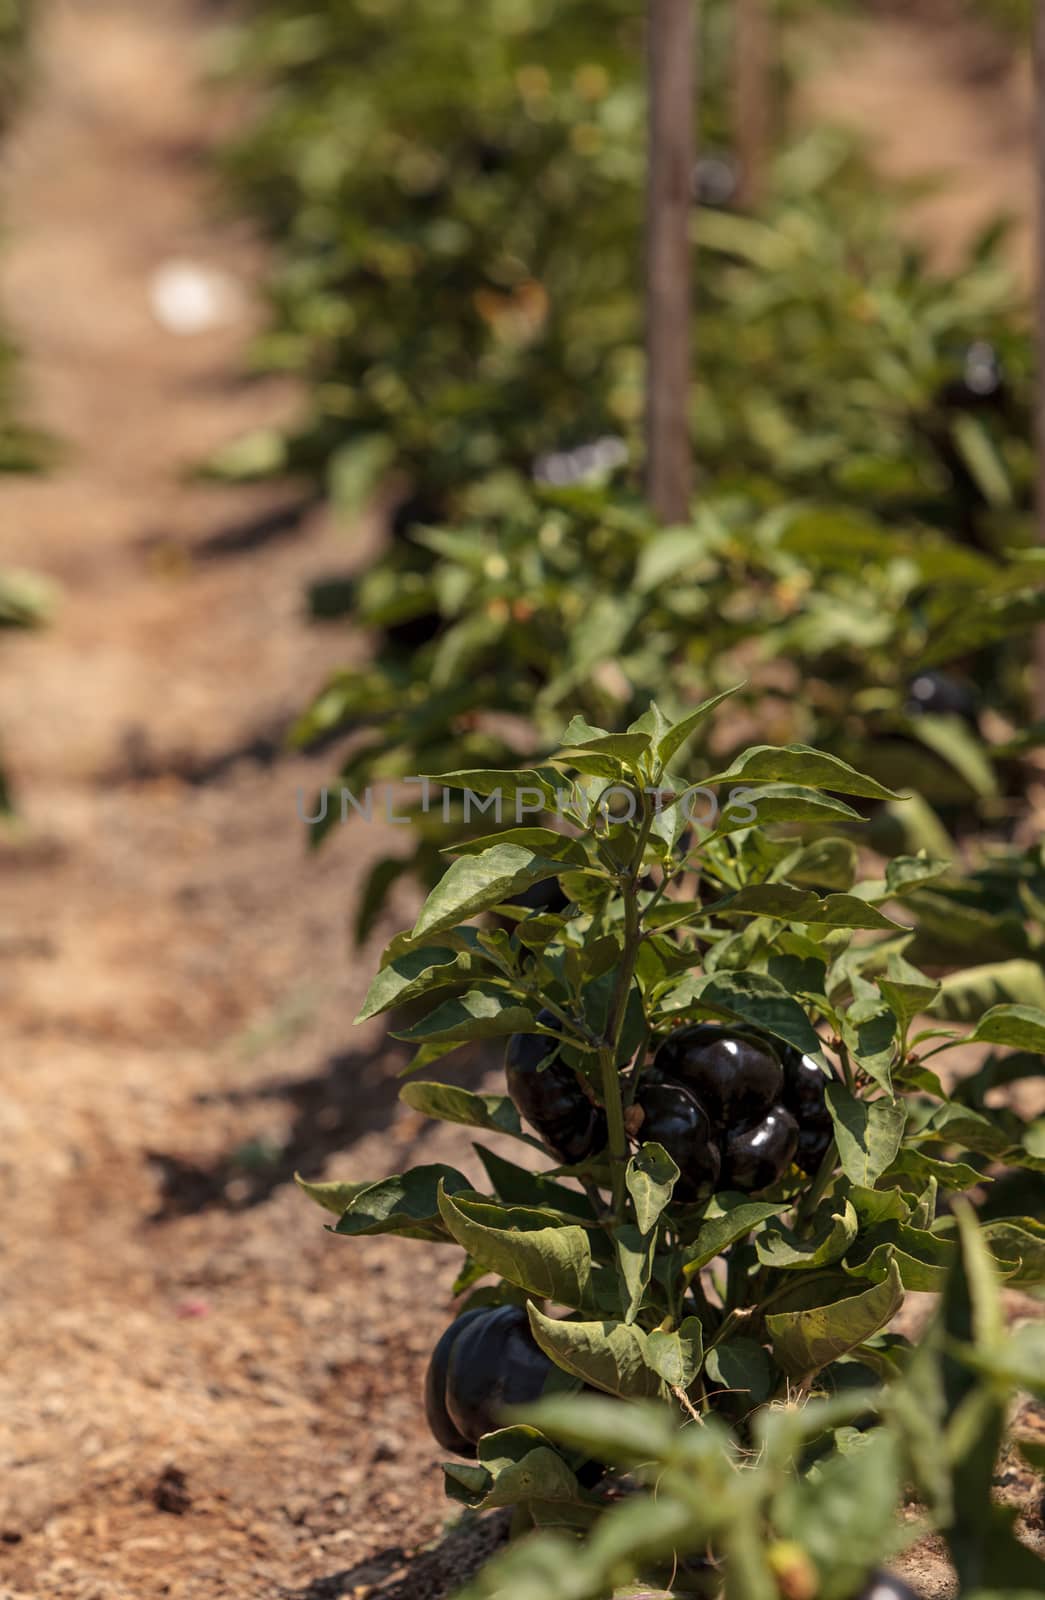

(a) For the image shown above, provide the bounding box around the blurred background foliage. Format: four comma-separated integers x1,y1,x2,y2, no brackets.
207,0,1044,934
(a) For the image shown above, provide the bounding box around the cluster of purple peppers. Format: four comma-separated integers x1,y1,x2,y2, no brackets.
505,1018,834,1200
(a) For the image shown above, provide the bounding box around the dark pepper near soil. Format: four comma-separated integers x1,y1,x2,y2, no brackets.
505,1011,607,1164
425,1305,554,1456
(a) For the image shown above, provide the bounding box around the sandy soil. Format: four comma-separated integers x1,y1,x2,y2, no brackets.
0,4,1040,1599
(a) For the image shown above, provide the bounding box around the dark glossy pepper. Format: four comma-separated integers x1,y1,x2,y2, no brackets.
904,669,978,729
424,1308,488,1456
634,1078,722,1203
654,1023,784,1129
442,1305,554,1449
505,1011,607,1165
780,1046,835,1176
722,1104,799,1193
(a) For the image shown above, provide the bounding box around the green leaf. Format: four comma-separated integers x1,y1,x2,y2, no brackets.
411,845,571,940
845,1221,959,1292
644,1318,704,1390
616,1225,654,1325
907,714,997,799
294,1173,376,1218
626,1143,679,1235
772,1429,903,1600
882,1147,984,1193
400,1081,534,1144
885,855,954,896
393,989,537,1044
656,686,742,769
756,1202,858,1271
439,1187,597,1309
333,1164,471,1240
709,785,863,837
356,941,483,1022
517,1395,680,1466
970,1004,1045,1053
434,769,561,806
329,433,396,517
980,1219,1045,1287
933,961,1045,1022
722,885,904,932
474,1146,598,1220
704,1338,773,1405
826,1084,906,1187
682,1196,785,1277
527,1305,663,1399
705,744,901,801
446,827,588,863
767,1261,905,1379
878,975,941,1035
659,971,824,1061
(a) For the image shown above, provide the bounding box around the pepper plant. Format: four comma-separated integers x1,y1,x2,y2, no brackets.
294,481,1045,936
450,1206,1045,1600
301,701,1045,1592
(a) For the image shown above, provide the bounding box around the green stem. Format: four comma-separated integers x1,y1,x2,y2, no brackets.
795,1139,839,1233
599,804,657,1223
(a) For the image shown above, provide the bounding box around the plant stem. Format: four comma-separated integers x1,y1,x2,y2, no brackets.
600,805,657,1222
795,1140,839,1233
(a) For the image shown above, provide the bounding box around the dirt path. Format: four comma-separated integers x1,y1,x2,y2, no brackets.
0,6,1039,1600
0,4,499,1597
801,10,1035,281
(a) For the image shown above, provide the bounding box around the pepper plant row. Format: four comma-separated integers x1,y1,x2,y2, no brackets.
302,704,1045,1597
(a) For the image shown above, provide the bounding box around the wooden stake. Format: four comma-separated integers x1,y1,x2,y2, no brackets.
1035,3,1045,719
733,0,771,211
646,0,696,524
